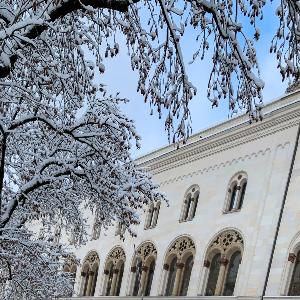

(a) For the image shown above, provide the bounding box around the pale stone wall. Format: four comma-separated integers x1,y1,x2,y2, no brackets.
70,90,300,297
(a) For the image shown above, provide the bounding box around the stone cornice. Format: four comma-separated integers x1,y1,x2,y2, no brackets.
136,91,300,176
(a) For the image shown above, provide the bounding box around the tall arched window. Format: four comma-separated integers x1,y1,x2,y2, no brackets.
63,256,77,297
144,259,155,296
225,173,248,212
223,251,242,295
163,236,195,296
103,246,126,296
289,251,300,295
130,242,157,296
145,201,161,229
205,253,221,296
180,185,200,222
203,230,243,296
80,251,99,296
165,256,177,296
180,255,194,296
132,258,142,296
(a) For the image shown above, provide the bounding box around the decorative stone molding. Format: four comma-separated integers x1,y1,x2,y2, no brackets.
113,269,119,274
83,251,99,268
176,262,185,269
106,246,126,266
88,271,94,276
209,230,243,254
220,258,229,266
288,253,297,263
134,241,157,264
167,236,196,260
141,266,149,272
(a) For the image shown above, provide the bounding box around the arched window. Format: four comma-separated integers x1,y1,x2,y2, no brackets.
165,256,177,296
180,255,194,296
180,185,200,222
225,173,248,212
289,251,300,295
223,251,242,295
163,236,195,296
203,230,243,296
145,201,161,229
80,251,99,296
144,259,155,296
205,253,221,296
132,258,142,296
130,242,157,296
103,247,126,296
63,256,77,297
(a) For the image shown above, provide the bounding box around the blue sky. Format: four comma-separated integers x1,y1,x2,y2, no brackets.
100,1,288,158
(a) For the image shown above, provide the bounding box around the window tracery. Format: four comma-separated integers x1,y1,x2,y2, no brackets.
130,242,157,296
180,185,200,222
163,236,195,296
103,247,126,296
80,251,99,297
203,230,243,296
224,173,247,213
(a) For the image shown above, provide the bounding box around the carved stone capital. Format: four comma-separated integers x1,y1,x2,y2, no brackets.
81,271,86,277
131,266,137,273
176,262,184,269
163,263,169,271
220,258,229,266
88,271,94,276
203,260,210,268
103,269,109,275
141,265,149,272
288,253,297,263
113,269,119,274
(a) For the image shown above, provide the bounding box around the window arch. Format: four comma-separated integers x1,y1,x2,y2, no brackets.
203,230,243,296
180,185,200,222
80,251,99,296
130,241,157,296
102,246,126,296
145,201,161,229
288,251,300,295
163,236,195,296
225,172,248,212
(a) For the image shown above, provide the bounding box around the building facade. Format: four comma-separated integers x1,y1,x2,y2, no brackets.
67,90,300,298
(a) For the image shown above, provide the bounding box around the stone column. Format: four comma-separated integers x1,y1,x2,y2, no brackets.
138,265,149,296
233,186,241,209
110,269,119,296
102,269,109,295
215,257,228,296
86,271,95,296
188,198,196,220
159,263,169,295
198,260,211,295
79,271,86,296
172,262,184,296
127,266,136,295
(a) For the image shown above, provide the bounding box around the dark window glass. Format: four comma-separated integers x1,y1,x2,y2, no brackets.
223,251,241,296
183,195,192,221
289,252,300,295
145,260,156,296
115,262,124,296
191,193,199,219
105,264,114,296
205,253,221,296
179,255,194,296
90,265,98,296
238,181,247,210
132,259,142,296
229,184,238,211
165,257,177,296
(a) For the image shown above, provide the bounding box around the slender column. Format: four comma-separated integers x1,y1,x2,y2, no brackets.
233,186,241,209
215,257,228,296
159,263,169,295
102,269,109,295
172,262,184,296
79,271,87,296
138,265,149,296
110,269,119,296
198,260,211,295
188,199,195,220
86,271,95,296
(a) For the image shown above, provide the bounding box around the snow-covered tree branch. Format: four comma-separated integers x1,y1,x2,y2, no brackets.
0,0,299,298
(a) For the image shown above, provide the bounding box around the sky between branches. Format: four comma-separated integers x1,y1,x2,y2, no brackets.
100,1,288,158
